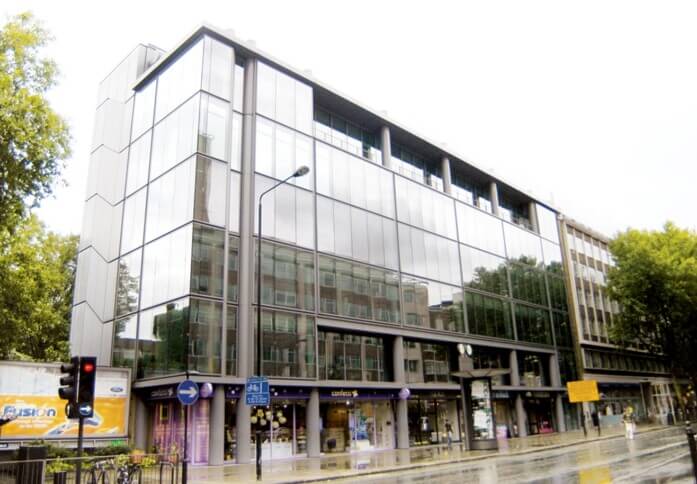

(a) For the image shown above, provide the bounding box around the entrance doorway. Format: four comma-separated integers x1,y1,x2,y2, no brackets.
524,398,554,434
320,401,394,453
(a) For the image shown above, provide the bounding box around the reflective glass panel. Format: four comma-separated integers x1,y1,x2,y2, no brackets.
126,131,151,196
254,117,313,190
395,176,456,239
115,249,142,317
258,242,315,311
465,292,514,340
261,309,316,378
120,188,147,254
509,263,548,306
398,224,461,285
460,245,509,296
131,81,156,141
256,62,313,134
155,39,203,122
194,156,226,227
255,175,314,248
198,94,229,162
150,95,199,181
112,314,138,370
456,202,505,256
515,304,553,345
202,36,233,100
140,224,192,309
536,204,560,244
191,224,225,298
403,340,451,384
401,277,464,332
146,157,196,242
503,223,543,267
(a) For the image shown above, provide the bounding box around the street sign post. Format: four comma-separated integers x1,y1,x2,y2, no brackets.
567,380,600,438
177,380,200,406
246,377,270,406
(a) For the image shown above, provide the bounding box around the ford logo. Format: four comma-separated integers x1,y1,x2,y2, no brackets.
110,386,124,393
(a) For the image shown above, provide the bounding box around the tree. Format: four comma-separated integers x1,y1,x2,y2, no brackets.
0,12,70,234
0,215,78,361
606,222,697,394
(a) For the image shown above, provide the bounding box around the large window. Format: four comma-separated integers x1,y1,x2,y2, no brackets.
536,205,560,244
140,224,192,309
115,249,142,317
198,94,229,162
456,202,505,256
402,277,464,333
518,352,548,387
313,108,382,163
137,297,224,378
131,82,156,140
256,61,313,134
315,142,393,217
191,225,225,298
553,311,574,348
255,174,314,248
261,310,316,378
503,223,543,266
112,314,137,370
509,263,548,306
318,331,387,382
317,197,398,269
398,225,461,285
150,95,199,181
120,188,146,254
201,36,233,101
514,304,553,345
465,292,514,340
258,242,315,312
395,176,456,239
255,117,313,190
155,39,203,122
403,340,452,384
472,346,511,386
126,132,151,196
547,275,568,312
318,256,400,324
460,245,509,296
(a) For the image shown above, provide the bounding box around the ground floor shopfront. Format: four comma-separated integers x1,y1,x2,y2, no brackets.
135,383,576,465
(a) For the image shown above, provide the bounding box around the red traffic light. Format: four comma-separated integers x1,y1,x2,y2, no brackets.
82,362,95,373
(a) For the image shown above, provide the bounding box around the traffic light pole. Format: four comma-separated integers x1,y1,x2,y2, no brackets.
76,416,84,484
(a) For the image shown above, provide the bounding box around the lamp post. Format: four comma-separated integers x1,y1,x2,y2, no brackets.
255,165,310,481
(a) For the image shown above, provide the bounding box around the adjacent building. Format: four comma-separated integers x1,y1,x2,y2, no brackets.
73,24,580,465
558,217,676,426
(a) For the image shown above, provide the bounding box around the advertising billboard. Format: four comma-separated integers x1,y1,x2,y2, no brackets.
0,361,129,440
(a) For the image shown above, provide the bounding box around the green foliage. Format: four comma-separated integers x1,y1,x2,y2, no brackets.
46,458,74,474
606,222,697,384
0,214,78,361
0,12,70,234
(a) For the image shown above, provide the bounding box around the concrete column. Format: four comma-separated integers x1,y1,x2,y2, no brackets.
208,386,226,465
234,57,257,465
528,201,539,233
134,395,148,451
555,395,567,432
307,389,321,457
380,126,392,169
549,354,562,387
515,394,527,437
509,350,520,386
441,156,452,195
393,336,409,449
489,181,500,217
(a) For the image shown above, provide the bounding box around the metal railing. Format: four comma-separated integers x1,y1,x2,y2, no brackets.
0,454,178,484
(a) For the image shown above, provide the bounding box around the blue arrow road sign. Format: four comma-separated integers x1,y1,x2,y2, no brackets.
245,376,270,406
177,380,199,406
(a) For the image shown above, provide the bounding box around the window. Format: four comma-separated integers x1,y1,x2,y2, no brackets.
120,188,146,254
115,249,142,317
515,304,553,345
456,202,505,256
260,310,315,378
257,242,315,311
191,225,225,298
256,62,313,134
254,117,313,190
155,39,203,122
318,331,386,382
395,176,456,239
398,225,461,285
201,36,233,100
255,174,314,248
112,314,138,370
461,245,508,296
150,95,199,181
126,132,151,196
402,277,464,333
465,292,514,340
140,224,192,309
131,81,156,140
509,263,548,306
403,340,451,383
503,223,544,266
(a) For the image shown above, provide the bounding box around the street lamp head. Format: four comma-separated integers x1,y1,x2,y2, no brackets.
293,166,310,177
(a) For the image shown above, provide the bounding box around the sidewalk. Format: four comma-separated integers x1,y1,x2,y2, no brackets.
189,424,670,483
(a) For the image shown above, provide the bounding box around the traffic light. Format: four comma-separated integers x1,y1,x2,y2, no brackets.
77,357,97,418
58,356,79,418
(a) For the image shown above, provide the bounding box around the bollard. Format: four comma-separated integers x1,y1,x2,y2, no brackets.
685,421,697,480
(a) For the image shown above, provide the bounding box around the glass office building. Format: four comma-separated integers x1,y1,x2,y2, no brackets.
73,25,577,464
558,217,677,426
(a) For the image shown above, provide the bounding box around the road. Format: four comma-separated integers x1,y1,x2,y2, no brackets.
342,427,694,483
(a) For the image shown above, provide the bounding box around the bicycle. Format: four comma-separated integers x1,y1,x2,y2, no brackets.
115,462,141,484
86,459,115,484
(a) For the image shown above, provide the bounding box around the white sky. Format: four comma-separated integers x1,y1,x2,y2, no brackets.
4,0,696,238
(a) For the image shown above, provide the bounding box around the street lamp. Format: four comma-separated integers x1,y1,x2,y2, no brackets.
255,165,310,481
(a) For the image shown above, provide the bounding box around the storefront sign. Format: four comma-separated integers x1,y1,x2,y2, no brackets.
331,390,358,399
567,380,600,403
492,391,510,399
148,386,176,401
320,389,398,400
532,392,551,399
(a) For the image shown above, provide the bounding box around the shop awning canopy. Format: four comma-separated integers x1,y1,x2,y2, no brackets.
451,369,511,379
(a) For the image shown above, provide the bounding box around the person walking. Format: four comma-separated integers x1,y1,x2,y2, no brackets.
445,419,453,449
623,407,636,440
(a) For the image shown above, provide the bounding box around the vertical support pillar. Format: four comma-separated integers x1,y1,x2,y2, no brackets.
381,126,392,169
134,395,148,451
515,394,527,438
509,350,520,386
528,202,539,233
234,56,257,465
489,181,500,217
307,389,321,457
393,336,409,449
209,386,226,465
549,354,562,388
441,156,452,195
555,395,567,433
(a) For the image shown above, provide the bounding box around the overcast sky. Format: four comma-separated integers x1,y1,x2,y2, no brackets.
4,0,696,238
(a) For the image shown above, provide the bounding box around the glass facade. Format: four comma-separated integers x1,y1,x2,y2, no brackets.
318,331,387,382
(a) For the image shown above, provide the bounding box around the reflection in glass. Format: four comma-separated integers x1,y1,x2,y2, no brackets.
503,223,543,266
202,36,233,100
140,224,192,309
318,256,400,324
258,242,315,311
515,304,553,345
226,306,237,375
228,236,239,303
536,204,560,244
256,62,313,134
261,310,316,378
229,171,241,233
398,224,461,285
465,292,514,340
146,157,196,242
126,132,151,196
150,95,199,181
547,275,568,312
395,176,456,239
517,352,548,386
317,197,398,269
155,39,203,122
471,379,495,440
255,174,314,248
456,202,505,256
318,331,386,382
191,224,224,298
120,188,147,254
542,240,563,273
401,277,464,332
131,81,156,140
115,249,142,317
254,117,313,190
112,314,138,370
460,245,509,296
198,94,229,162
553,311,574,348
193,156,226,227
509,262,548,306
403,340,451,383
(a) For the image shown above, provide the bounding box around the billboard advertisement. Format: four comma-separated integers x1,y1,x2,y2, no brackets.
0,361,129,439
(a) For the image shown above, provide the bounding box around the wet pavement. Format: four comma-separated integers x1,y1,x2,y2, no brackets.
189,425,690,483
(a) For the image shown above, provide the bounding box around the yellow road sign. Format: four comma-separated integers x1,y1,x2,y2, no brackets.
567,380,600,403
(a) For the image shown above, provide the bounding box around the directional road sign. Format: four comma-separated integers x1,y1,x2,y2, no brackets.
245,376,270,406
177,380,199,406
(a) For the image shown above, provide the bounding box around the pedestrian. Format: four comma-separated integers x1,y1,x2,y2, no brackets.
445,419,453,449
623,408,636,440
